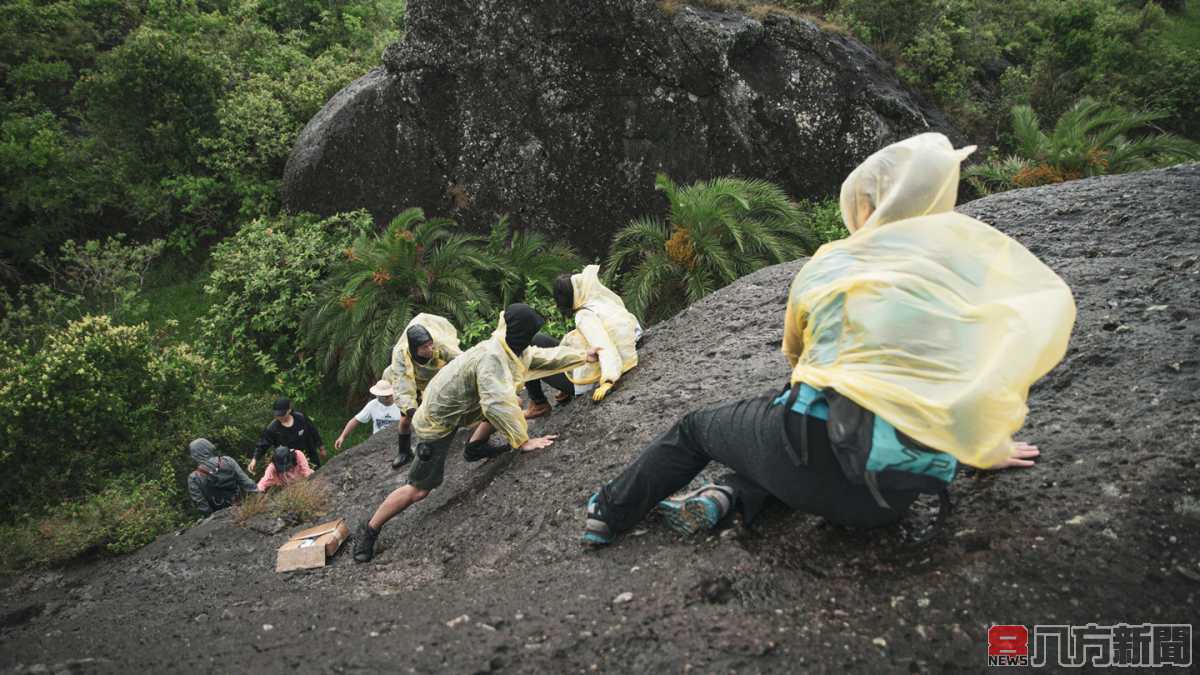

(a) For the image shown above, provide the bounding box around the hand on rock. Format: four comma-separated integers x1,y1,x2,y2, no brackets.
991,441,1040,470
519,435,558,452
592,381,614,402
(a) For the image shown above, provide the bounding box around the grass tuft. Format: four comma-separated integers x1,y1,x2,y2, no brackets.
233,479,332,526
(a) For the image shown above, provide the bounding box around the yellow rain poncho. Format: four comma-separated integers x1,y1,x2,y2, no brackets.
412,315,589,447
386,313,463,413
784,133,1076,468
560,265,641,386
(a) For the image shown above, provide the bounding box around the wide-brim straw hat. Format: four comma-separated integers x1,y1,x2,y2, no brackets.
369,380,395,397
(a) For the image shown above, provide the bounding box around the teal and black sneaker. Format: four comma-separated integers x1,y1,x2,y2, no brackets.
581,493,613,547
656,485,733,536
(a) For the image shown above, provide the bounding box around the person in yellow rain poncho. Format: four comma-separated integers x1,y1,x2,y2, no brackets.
534,264,641,413
581,132,1076,547
354,303,601,563
374,314,462,469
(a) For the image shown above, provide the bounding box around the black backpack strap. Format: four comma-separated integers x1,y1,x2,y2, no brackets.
863,471,893,510
779,384,809,467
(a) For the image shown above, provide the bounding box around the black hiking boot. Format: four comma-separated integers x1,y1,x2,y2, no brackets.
393,434,413,469
353,521,379,563
463,439,505,463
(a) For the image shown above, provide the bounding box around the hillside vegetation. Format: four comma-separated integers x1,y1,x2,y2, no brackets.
1,0,1197,568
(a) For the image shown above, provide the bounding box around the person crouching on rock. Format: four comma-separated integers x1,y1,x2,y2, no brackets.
581,132,1077,546
381,313,463,469
522,264,642,420
333,379,404,457
353,303,601,563
249,398,327,474
187,438,258,517
257,446,314,492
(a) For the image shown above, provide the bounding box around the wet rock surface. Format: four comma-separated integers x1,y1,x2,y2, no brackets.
282,0,956,256
3,165,1199,671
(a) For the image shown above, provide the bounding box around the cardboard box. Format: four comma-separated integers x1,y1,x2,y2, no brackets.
275,519,349,572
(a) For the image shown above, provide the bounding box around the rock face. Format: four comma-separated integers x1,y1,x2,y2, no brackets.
282,0,957,255
5,166,1199,672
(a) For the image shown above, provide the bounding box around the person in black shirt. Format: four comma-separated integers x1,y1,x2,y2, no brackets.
249,397,328,474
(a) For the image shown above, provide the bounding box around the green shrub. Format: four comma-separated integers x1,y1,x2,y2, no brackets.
824,0,1200,144
606,173,817,324
199,210,372,391
0,470,180,571
800,198,847,246
964,98,1200,194
0,315,261,520
458,279,575,349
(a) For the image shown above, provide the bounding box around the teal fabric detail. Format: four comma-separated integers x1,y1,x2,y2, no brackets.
775,383,956,484
773,383,829,420
865,420,957,483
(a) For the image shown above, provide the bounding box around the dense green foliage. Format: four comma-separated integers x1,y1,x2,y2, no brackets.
965,98,1200,194
0,470,182,570
199,210,373,395
0,0,403,271
800,0,1200,145
606,173,818,323
2,0,1196,569
305,209,580,390
0,315,260,519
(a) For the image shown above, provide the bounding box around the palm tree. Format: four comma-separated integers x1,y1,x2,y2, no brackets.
606,173,816,324
304,208,493,390
965,98,1200,194
484,216,580,308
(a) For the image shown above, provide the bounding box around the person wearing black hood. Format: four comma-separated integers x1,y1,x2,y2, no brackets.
352,303,601,563
186,438,258,516
382,314,462,469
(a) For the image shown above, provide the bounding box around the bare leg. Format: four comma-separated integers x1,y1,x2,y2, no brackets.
399,415,412,434
468,420,494,444
367,485,430,530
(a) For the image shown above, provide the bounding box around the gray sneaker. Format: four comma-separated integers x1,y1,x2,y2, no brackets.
656,485,733,536
353,521,379,563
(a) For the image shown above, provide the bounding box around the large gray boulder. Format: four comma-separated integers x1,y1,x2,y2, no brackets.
282,0,958,255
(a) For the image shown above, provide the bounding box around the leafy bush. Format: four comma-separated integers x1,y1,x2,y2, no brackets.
964,98,1200,194
0,315,260,521
800,198,847,246
0,471,180,571
0,0,403,269
605,173,816,324
821,0,1200,144
34,234,165,318
458,279,575,349
199,210,372,392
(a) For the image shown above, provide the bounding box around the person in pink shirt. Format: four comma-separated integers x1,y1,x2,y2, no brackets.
257,445,314,492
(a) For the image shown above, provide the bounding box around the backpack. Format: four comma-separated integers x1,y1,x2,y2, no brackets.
195,457,241,510
786,385,955,514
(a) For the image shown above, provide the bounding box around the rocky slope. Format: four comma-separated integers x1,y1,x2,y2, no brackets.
2,165,1198,672
281,0,957,256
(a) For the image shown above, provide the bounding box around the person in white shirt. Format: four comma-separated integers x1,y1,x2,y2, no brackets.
334,380,404,454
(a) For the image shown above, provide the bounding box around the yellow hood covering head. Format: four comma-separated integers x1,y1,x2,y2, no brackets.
840,132,977,233
561,265,640,385
787,133,1076,468
386,313,462,412
570,265,627,311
